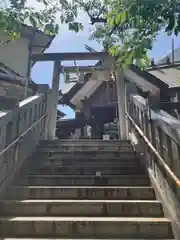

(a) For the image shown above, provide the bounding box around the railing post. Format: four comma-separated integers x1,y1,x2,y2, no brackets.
36,84,49,140
47,60,60,140
116,69,127,140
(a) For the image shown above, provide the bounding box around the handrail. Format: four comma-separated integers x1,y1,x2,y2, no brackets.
126,112,180,188
0,113,47,157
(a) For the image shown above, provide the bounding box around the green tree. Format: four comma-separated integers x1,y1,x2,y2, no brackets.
76,0,180,67
1,0,179,67
0,0,83,41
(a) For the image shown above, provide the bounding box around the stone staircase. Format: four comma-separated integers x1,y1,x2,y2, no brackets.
0,140,175,239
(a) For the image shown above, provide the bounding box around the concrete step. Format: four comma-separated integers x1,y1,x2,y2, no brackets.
28,160,142,169
40,147,134,153
27,166,144,175
40,149,129,154
7,186,156,200
39,152,136,160
0,239,175,240
29,158,141,171
31,157,140,166
0,217,173,238
40,139,131,144
30,157,140,169
40,140,132,149
17,174,150,186
0,200,164,218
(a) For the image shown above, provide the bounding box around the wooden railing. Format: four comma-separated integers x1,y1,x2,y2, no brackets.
126,94,180,236
0,84,49,197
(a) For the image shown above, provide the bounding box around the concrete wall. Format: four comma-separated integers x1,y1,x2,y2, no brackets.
0,35,29,77
0,80,34,100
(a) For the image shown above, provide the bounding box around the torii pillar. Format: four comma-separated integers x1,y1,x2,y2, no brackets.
47,60,60,140
116,69,128,140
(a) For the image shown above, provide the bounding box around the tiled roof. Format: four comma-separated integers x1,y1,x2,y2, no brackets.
148,66,180,88
61,82,77,95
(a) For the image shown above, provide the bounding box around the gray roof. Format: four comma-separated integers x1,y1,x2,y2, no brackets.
61,82,77,95
148,66,180,88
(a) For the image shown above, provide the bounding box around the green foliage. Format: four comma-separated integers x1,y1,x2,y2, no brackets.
0,0,83,41
1,0,179,69
76,0,180,68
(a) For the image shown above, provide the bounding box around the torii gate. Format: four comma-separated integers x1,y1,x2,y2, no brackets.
32,52,127,140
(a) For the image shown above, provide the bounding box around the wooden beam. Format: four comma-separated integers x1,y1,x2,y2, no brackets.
169,87,180,95
160,102,180,110
62,65,108,73
147,61,180,71
32,52,109,62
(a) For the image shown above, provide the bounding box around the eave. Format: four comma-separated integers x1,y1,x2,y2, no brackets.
20,24,55,66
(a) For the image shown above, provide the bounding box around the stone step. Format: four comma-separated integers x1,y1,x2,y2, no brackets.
35,154,140,167
40,140,131,148
32,157,140,166
40,147,134,153
39,152,136,159
0,200,164,218
33,156,140,168
7,186,156,200
0,217,173,238
27,166,144,175
17,174,150,186
40,139,131,143
30,159,140,171
0,239,175,240
26,161,141,168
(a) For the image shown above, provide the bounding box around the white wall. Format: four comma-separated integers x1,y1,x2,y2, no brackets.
0,36,29,77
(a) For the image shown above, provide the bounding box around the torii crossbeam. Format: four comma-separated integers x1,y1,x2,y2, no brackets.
31,52,108,61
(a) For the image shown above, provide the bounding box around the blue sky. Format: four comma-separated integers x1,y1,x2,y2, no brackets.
31,21,180,119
